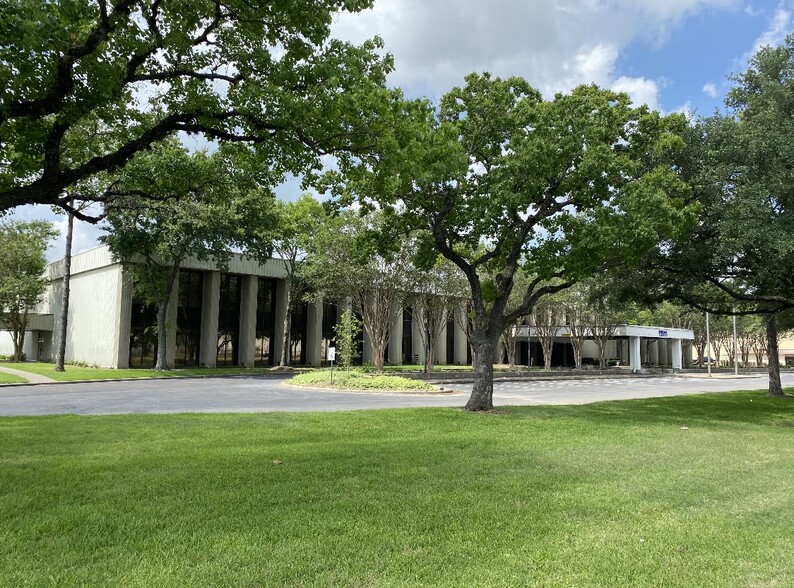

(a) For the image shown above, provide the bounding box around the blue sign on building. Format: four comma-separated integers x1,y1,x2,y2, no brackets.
658,329,668,337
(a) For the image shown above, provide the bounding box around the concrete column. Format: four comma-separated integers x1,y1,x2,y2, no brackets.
114,269,133,368
23,331,38,361
199,271,221,368
238,275,258,368
672,339,683,371
683,341,693,368
649,340,659,365
306,299,323,367
630,336,642,373
164,271,179,369
434,316,447,365
388,305,403,365
273,279,289,365
411,309,426,365
453,305,468,365
362,327,373,364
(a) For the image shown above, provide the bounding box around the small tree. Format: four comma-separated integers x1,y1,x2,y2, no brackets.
590,308,619,370
531,298,561,370
334,308,362,370
498,270,534,370
303,209,412,372
501,319,523,370
707,315,732,367
102,143,274,370
561,286,590,369
452,301,477,365
750,328,768,367
272,195,326,367
0,221,57,362
409,256,467,372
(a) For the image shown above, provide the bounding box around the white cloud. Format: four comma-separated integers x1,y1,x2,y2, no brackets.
49,217,107,263
333,0,741,103
750,6,792,54
612,76,661,110
702,82,719,98
6,204,107,262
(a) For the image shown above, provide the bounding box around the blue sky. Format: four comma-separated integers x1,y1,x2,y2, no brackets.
333,0,792,115
10,0,794,259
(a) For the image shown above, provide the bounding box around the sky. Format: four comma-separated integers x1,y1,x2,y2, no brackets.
9,0,793,260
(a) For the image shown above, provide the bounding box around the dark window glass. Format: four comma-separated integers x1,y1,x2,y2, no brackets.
217,274,242,366
255,278,277,366
175,270,203,367
129,297,157,368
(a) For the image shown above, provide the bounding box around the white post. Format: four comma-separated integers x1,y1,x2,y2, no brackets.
238,275,258,368
434,315,447,365
706,312,711,377
732,312,738,376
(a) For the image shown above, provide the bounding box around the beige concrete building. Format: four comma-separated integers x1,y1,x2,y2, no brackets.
1,246,472,368
16,245,784,372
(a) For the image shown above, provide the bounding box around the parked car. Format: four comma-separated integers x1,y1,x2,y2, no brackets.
693,357,716,366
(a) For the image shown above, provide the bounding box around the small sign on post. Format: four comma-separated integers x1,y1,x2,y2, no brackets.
327,347,336,383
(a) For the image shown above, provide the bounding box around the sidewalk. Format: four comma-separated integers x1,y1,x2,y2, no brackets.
0,366,56,384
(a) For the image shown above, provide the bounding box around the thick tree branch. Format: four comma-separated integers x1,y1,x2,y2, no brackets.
3,0,138,122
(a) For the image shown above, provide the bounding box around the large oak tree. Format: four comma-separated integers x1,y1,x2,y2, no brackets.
335,73,695,410
0,0,391,219
607,36,794,396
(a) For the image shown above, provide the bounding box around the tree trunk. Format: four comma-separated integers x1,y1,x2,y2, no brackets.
540,339,553,370
571,342,583,369
766,314,783,397
12,311,27,362
504,339,515,370
424,324,436,373
465,334,496,411
279,283,292,367
154,267,179,371
154,298,169,370
55,208,74,372
372,329,386,372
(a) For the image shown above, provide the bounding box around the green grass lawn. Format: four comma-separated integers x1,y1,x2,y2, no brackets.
1,391,793,587
291,368,436,391
0,371,27,384
0,361,272,382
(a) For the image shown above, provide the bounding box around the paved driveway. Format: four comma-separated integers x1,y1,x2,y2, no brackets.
1,372,791,416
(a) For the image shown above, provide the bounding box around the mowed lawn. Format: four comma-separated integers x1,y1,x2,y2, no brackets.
1,392,793,587
0,361,273,382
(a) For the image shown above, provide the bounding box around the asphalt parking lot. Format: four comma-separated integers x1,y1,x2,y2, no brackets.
1,371,791,416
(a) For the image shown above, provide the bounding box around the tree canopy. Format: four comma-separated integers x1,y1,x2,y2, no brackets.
618,36,794,316
271,194,326,367
0,220,57,361
302,208,414,372
101,141,275,369
0,0,391,219
334,73,696,410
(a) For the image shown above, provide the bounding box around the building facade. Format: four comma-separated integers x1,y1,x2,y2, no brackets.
0,245,715,372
